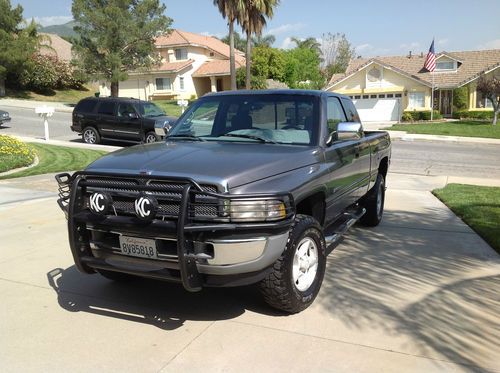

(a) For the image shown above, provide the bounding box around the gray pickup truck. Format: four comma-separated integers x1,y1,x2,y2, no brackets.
56,90,391,313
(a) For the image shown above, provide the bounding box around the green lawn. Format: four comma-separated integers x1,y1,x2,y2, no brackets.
0,143,107,180
387,121,500,139
5,84,98,105
433,184,500,253
154,100,185,117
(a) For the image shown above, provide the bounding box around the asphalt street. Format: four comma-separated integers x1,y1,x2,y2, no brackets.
1,106,499,179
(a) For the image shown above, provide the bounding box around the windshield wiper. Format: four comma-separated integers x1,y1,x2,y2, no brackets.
166,134,205,141
221,133,277,144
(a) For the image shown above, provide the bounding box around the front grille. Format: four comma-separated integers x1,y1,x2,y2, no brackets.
83,176,220,220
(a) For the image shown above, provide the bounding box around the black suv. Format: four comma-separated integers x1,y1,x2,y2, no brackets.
71,97,178,144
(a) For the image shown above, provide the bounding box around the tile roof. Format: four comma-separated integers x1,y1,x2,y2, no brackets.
192,59,244,77
155,30,245,64
328,49,500,89
153,59,194,72
39,33,73,62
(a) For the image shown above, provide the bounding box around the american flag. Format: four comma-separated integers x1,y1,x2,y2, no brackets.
424,39,436,72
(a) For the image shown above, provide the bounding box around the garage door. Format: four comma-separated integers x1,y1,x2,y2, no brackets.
353,98,400,122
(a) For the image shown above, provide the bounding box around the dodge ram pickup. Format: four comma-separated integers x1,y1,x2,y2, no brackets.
56,90,391,313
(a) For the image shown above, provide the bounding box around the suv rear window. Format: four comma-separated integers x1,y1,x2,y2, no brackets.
97,101,116,116
75,99,97,113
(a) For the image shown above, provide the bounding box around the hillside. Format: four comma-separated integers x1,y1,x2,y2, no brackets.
39,21,78,38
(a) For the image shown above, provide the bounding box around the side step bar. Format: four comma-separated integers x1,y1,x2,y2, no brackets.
324,207,366,246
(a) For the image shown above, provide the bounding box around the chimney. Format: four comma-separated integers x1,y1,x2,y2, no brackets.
420,52,424,58
408,51,412,59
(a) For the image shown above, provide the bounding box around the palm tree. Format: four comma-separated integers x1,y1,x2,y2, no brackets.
241,0,279,89
252,34,275,47
291,36,322,55
213,0,244,90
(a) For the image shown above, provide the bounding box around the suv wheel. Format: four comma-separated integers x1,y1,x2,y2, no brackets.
360,173,385,227
82,127,100,144
145,131,159,143
259,214,326,313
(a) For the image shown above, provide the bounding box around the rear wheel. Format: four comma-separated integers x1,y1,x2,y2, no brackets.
144,131,159,143
360,173,385,227
259,214,326,313
82,127,100,144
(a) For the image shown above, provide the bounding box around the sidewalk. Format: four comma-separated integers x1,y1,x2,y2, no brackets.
387,130,500,145
0,98,74,113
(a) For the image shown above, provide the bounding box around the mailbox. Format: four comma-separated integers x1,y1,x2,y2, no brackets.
35,106,55,140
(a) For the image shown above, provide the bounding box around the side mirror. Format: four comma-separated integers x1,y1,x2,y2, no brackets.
327,122,363,145
128,112,139,119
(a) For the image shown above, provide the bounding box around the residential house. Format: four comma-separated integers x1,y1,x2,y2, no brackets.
39,33,73,62
325,49,500,122
100,30,245,100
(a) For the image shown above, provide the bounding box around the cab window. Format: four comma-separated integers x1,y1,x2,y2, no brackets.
340,98,360,122
326,97,346,133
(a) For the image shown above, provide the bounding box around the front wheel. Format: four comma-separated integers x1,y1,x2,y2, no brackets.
259,214,326,313
144,131,159,143
82,127,101,144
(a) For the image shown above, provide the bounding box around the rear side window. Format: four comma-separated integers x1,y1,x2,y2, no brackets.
341,98,360,122
327,97,346,133
97,101,116,116
75,99,97,113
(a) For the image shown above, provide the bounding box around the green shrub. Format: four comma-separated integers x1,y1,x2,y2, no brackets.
452,87,468,111
452,110,494,120
402,110,442,121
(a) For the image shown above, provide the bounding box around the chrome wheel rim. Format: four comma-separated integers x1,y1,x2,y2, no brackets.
145,134,157,143
83,129,96,144
292,237,319,292
376,183,383,218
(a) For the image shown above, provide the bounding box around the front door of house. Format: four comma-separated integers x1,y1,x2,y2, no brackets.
439,89,453,117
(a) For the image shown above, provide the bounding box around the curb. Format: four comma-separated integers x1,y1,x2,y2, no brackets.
12,135,122,153
0,100,74,113
386,130,500,145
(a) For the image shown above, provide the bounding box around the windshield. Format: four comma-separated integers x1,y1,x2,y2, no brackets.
135,102,166,118
168,94,319,145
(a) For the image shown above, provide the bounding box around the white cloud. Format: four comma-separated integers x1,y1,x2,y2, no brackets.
478,39,500,50
354,43,390,57
437,38,449,46
356,43,373,52
267,22,305,35
399,41,420,50
32,16,73,27
200,31,224,38
280,37,294,49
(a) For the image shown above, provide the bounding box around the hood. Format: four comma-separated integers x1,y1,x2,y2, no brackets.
144,115,178,124
86,140,322,189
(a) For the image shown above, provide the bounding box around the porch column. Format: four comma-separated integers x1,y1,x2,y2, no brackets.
210,76,217,92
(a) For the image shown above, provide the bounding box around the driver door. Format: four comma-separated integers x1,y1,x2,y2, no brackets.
115,102,141,141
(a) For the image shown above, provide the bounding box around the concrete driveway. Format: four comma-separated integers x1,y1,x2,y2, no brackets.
0,173,499,372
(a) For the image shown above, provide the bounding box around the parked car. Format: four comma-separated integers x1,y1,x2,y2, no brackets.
71,97,178,144
0,109,11,125
56,90,391,313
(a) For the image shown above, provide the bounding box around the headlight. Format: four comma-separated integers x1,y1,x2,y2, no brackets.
228,199,287,222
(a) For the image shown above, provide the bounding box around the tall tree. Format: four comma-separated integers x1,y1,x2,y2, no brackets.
477,76,500,125
252,34,275,47
72,0,172,97
241,0,279,89
214,0,244,90
321,32,355,77
221,31,246,51
0,0,40,94
290,37,322,55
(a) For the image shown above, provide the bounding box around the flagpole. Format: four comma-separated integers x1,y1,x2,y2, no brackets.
431,72,434,121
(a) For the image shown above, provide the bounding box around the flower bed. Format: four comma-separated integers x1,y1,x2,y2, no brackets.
0,135,36,173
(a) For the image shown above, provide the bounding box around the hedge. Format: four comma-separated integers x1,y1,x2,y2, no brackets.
452,110,494,120
401,110,443,122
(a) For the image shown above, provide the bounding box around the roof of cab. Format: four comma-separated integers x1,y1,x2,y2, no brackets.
203,89,347,98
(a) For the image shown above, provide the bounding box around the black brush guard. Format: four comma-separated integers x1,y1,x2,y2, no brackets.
55,171,295,291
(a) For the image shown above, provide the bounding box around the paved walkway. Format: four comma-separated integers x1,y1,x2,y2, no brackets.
0,172,499,372
0,98,74,113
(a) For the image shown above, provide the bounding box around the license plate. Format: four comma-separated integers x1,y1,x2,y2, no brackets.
119,235,158,259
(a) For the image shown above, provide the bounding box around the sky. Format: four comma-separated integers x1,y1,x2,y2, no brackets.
13,0,500,57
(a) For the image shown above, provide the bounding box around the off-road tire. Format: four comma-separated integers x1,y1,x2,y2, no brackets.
82,126,101,144
359,173,385,227
96,269,134,282
259,214,326,313
144,131,160,143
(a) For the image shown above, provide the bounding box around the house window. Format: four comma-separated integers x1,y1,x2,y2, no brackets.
409,92,425,108
367,67,382,82
395,93,402,98
387,94,394,98
378,94,386,98
179,77,185,90
156,77,171,91
362,95,369,99
476,91,493,108
354,95,361,99
435,61,455,71
370,94,377,98
175,48,188,60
